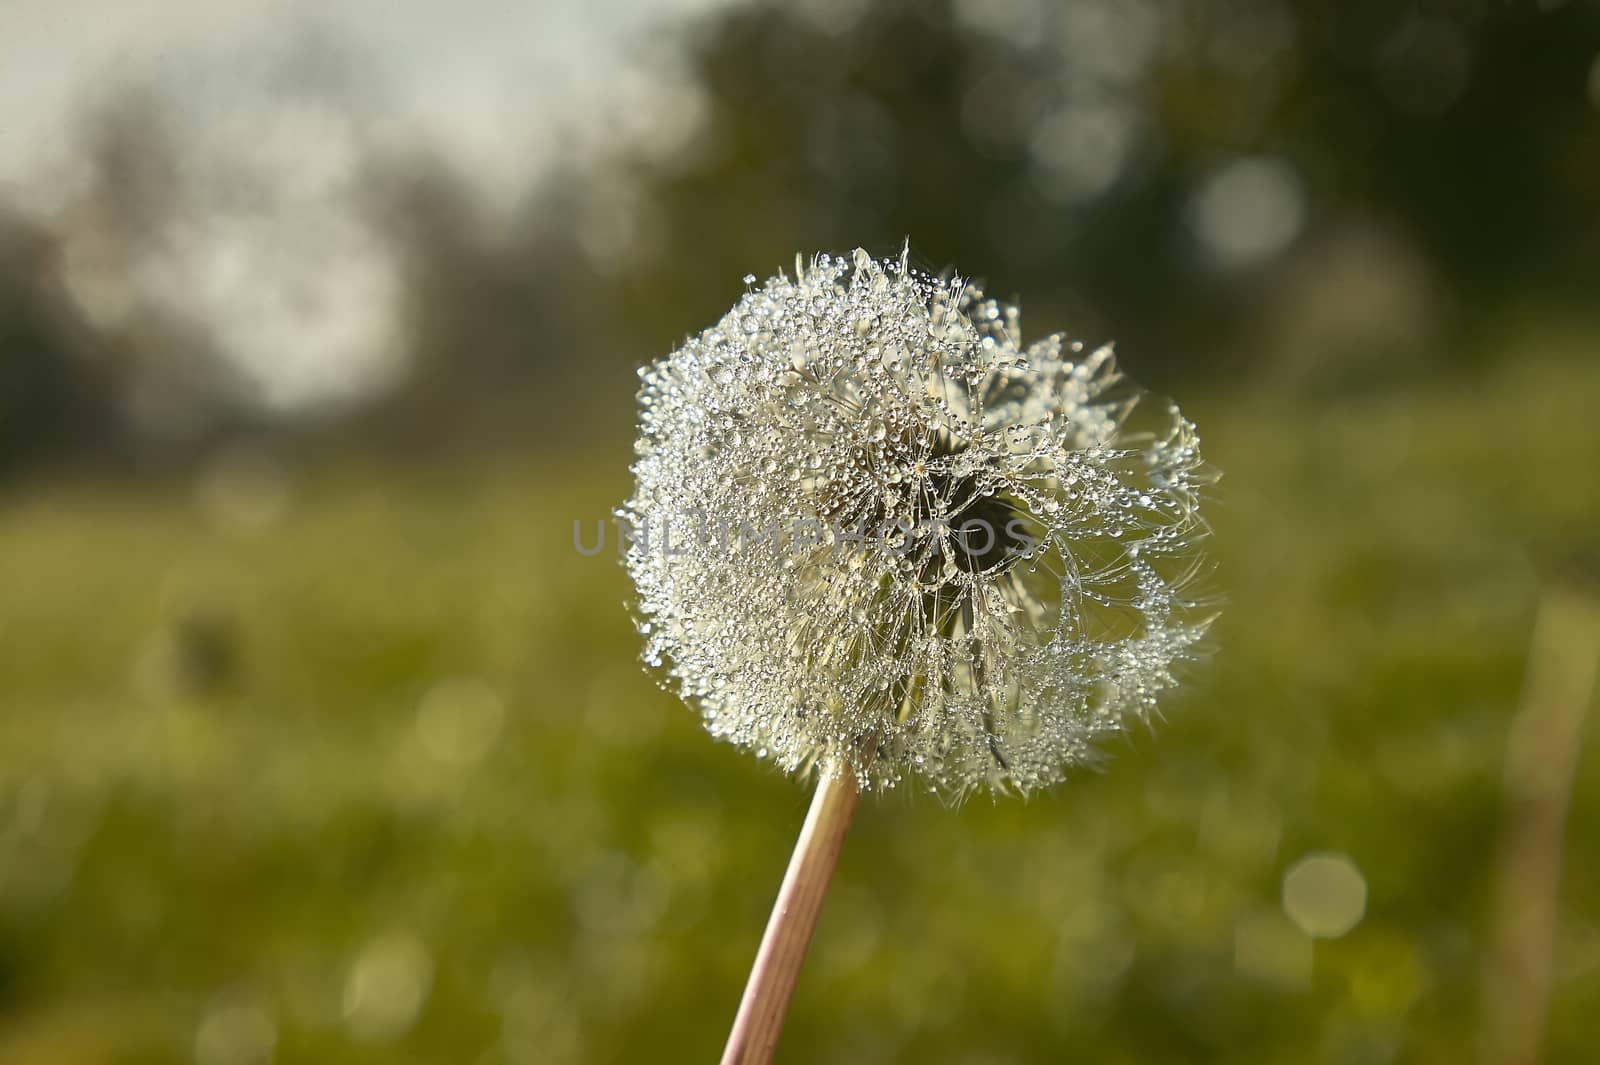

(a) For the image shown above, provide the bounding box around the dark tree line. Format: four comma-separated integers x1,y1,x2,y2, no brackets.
3,0,1598,471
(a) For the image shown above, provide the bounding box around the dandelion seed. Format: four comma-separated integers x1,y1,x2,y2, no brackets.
620,246,1214,796
619,247,1216,1065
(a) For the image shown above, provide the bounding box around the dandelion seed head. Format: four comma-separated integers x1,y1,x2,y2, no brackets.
620,247,1215,796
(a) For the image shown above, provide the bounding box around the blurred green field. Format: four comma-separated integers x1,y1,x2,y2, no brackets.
2,349,1599,1065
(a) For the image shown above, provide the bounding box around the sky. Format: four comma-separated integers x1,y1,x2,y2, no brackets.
0,0,734,204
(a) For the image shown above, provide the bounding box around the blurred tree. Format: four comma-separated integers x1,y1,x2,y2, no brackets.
357,160,632,452
0,211,117,474
4,0,1600,466
550,0,1600,393
357,0,1600,448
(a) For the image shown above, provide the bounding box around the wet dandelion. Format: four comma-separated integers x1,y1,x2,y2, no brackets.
619,247,1215,1063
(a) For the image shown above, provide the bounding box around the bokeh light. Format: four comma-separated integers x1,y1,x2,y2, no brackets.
1283,852,1368,940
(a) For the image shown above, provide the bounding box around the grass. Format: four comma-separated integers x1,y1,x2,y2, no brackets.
0,351,1598,1064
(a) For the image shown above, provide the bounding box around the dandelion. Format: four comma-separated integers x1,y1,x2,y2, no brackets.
619,247,1214,1063
623,246,1212,794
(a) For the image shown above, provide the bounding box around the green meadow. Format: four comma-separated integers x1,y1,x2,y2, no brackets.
2,348,1598,1064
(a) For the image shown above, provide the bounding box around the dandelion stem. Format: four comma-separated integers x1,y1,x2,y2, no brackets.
721,765,859,1065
